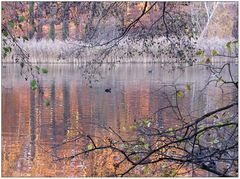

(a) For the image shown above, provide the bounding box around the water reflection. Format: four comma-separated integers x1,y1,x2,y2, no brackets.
63,79,70,136
29,89,36,161
2,63,237,176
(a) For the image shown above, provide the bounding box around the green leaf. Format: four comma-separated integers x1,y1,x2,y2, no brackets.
3,47,11,53
31,80,37,86
42,68,48,74
143,166,150,173
129,124,137,130
31,79,37,90
211,50,218,56
226,41,232,51
171,169,177,176
226,41,231,48
8,20,14,28
215,121,224,126
169,132,174,136
144,143,149,149
35,65,40,72
121,144,126,149
2,29,8,37
45,99,50,106
196,50,204,56
176,90,184,97
87,143,93,150
18,16,25,22
134,155,140,161
198,124,205,130
32,86,37,90
185,83,191,91
3,52,7,58
232,40,238,44
143,119,150,125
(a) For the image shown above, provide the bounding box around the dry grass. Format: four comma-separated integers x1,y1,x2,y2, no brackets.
197,37,238,55
2,37,237,64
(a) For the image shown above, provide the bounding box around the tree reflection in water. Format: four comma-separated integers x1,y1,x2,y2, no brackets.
2,63,237,177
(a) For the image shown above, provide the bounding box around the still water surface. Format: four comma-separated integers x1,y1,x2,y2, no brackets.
2,63,237,176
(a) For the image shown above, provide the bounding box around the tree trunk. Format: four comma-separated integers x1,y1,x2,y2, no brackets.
36,2,43,41
85,2,96,40
49,3,56,41
75,4,81,40
62,2,69,41
28,2,35,39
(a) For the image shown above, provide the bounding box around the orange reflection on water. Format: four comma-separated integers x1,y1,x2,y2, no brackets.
2,64,237,176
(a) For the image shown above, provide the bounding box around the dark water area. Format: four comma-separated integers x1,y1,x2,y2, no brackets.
2,63,237,176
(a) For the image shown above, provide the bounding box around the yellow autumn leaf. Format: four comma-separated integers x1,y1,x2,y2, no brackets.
87,143,93,150
211,50,218,56
186,83,191,91
176,90,184,97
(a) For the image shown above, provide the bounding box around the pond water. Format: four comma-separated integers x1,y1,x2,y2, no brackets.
2,63,237,176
